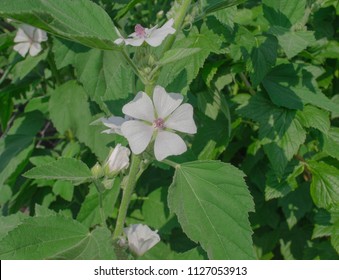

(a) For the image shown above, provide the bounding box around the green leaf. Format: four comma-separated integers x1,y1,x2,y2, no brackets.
323,128,339,161
248,35,278,86
0,0,119,50
168,160,255,259
265,161,304,200
12,51,48,80
0,215,116,259
158,48,202,66
0,111,44,187
142,187,176,234
52,38,86,70
0,213,29,240
74,48,133,106
77,181,120,227
262,63,339,114
269,27,316,59
201,0,245,14
48,81,114,161
52,180,74,201
158,24,223,94
297,105,330,134
308,161,339,211
212,6,237,30
262,0,306,28
237,93,306,175
24,158,92,185
279,184,313,229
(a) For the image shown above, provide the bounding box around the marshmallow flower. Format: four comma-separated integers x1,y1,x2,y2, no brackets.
114,19,175,47
13,24,48,57
124,224,160,256
105,144,130,175
121,86,197,161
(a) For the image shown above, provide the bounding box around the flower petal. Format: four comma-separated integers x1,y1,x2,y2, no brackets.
124,37,145,46
121,120,153,154
146,19,175,47
122,92,155,122
165,103,197,134
114,38,124,45
13,42,30,57
154,131,187,161
101,116,125,135
29,42,42,56
153,85,183,119
33,29,48,42
15,24,36,42
14,28,29,43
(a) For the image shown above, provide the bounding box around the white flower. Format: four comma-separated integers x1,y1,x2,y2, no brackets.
104,144,130,175
121,86,197,161
124,224,160,256
114,19,175,47
13,24,48,57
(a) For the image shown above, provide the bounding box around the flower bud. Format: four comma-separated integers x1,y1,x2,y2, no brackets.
91,162,104,178
124,224,160,256
104,144,130,178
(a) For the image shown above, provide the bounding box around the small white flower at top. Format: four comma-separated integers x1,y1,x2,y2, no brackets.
121,86,197,161
114,18,175,47
123,224,160,256
13,24,48,57
104,144,130,177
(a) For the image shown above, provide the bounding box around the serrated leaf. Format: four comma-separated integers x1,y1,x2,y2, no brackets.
157,24,222,94
323,128,339,161
249,35,278,86
237,93,306,175
0,215,116,259
0,213,29,240
0,0,119,50
279,185,313,229
158,48,201,66
297,105,330,134
262,0,306,28
269,27,316,59
49,81,114,161
168,160,255,259
308,161,339,210
74,48,133,106
265,161,304,200
24,158,92,185
262,63,339,114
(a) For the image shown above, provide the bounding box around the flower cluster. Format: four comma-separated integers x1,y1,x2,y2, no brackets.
13,24,47,57
101,86,197,161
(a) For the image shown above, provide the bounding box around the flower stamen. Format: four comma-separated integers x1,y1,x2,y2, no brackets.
135,24,146,38
153,118,165,129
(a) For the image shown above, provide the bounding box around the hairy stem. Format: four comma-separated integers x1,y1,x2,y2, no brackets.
113,154,142,239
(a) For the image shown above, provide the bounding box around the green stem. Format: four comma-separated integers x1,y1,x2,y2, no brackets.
145,83,155,96
122,49,144,82
162,159,179,169
160,0,192,56
113,154,142,239
98,192,106,226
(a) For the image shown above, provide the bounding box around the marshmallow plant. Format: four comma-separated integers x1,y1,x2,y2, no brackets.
1,0,259,261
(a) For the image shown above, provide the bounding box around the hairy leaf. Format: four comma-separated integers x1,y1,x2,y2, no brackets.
168,160,255,259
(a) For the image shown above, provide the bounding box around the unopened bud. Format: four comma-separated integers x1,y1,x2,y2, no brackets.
91,162,104,179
